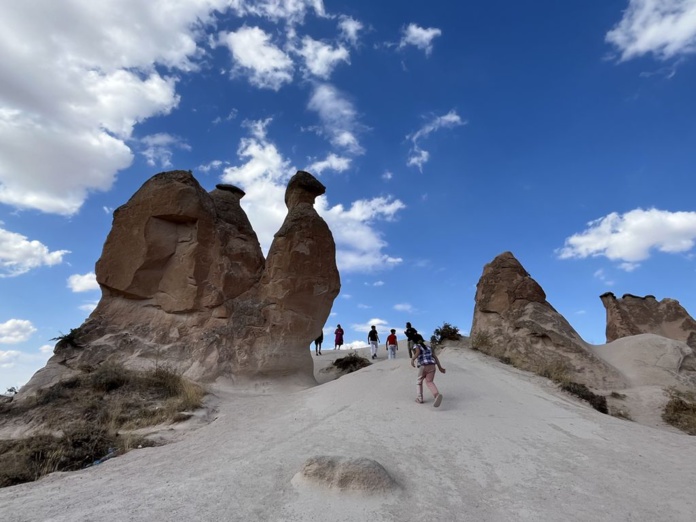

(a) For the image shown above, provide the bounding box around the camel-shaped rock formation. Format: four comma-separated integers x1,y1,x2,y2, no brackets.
21,170,340,395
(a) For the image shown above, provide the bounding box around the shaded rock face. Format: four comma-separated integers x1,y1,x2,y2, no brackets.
292,456,398,493
470,252,624,389
601,292,696,372
23,170,340,394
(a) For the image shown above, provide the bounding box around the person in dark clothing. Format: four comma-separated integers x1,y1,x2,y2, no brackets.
404,322,418,358
314,332,324,355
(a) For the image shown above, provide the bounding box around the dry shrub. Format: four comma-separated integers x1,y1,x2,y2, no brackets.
561,382,608,414
0,363,204,487
610,391,627,400
333,353,371,373
662,389,696,435
470,331,492,351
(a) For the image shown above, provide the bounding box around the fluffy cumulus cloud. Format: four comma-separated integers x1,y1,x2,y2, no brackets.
67,272,99,292
221,119,404,271
308,83,364,155
231,0,327,23
394,303,414,313
398,23,442,55
0,0,231,215
296,36,350,79
220,26,295,90
0,319,37,344
606,0,696,60
0,225,69,277
407,110,465,171
306,153,351,174
557,208,696,269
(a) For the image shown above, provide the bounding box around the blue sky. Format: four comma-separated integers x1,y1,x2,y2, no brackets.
2,0,696,391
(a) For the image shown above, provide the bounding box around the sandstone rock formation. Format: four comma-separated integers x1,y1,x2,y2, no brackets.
22,170,340,395
292,456,398,493
600,292,696,373
470,252,624,389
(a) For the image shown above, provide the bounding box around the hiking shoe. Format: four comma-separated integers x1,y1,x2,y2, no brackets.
433,394,443,408
415,397,424,404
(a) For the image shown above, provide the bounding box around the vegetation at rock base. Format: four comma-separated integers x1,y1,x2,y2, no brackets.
470,331,492,351
560,382,608,414
432,323,461,345
0,364,204,487
662,388,696,435
333,353,371,373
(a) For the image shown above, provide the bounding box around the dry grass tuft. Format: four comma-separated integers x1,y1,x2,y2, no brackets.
333,353,371,373
662,388,696,435
470,331,492,351
561,382,608,414
0,363,205,487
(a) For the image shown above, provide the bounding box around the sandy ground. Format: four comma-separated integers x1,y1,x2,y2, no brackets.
1,345,696,522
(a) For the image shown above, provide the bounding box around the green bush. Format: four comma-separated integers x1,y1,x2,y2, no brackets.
432,323,461,344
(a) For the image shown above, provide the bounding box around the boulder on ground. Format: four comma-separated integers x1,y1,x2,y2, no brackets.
292,456,398,493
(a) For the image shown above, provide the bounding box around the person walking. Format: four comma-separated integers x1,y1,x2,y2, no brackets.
386,329,398,359
314,332,323,355
404,322,417,358
334,324,344,350
411,334,446,407
368,325,380,359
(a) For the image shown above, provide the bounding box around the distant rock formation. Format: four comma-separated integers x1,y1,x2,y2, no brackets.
470,252,624,389
600,292,696,372
22,170,340,395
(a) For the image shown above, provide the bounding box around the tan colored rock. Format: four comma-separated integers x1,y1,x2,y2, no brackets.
21,170,340,396
600,292,696,373
292,456,398,493
470,252,624,389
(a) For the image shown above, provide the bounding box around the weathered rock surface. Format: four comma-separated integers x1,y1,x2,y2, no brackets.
21,170,340,395
470,252,624,389
600,292,696,370
292,456,398,493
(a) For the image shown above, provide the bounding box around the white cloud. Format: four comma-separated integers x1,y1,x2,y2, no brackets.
0,350,21,368
357,304,371,309
296,36,350,79
221,118,293,252
373,281,385,287
79,302,99,313
67,272,99,292
406,110,465,171
557,208,696,269
0,0,228,215
351,318,389,333
593,268,615,287
606,0,696,60
221,119,404,272
233,0,327,23
382,171,393,181
0,319,36,344
307,83,364,155
306,153,351,174
220,26,294,90
39,344,54,354
338,16,364,46
398,23,442,55
394,303,414,313
0,225,69,277
198,160,226,172
140,133,191,168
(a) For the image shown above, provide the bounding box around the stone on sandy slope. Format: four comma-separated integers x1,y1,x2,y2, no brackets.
20,170,340,397
600,292,696,371
292,456,398,493
470,252,624,389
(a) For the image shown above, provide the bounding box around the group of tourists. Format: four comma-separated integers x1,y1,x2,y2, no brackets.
312,321,446,408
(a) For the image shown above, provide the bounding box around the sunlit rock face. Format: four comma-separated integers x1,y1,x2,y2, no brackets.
600,292,696,371
470,251,624,389
22,170,340,395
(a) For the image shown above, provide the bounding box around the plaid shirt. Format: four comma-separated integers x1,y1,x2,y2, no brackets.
416,344,436,366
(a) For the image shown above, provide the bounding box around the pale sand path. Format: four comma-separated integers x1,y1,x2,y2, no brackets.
1,347,695,521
